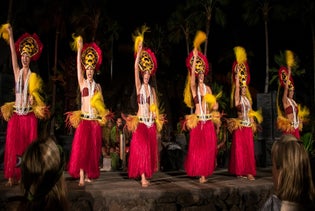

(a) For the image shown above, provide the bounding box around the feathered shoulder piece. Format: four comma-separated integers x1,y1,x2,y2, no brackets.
29,73,50,119
90,91,114,126
149,103,167,132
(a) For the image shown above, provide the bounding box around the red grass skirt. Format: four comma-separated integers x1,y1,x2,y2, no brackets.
4,112,38,180
184,120,217,177
68,119,102,179
283,128,300,139
128,122,158,179
228,127,256,176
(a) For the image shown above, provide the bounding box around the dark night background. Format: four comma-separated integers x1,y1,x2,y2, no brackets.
0,0,314,137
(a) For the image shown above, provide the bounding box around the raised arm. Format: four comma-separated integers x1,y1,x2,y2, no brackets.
134,41,142,95
7,25,19,81
77,37,84,90
234,68,240,107
282,66,291,108
190,48,198,97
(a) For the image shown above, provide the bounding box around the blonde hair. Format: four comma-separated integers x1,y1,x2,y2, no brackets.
272,134,315,204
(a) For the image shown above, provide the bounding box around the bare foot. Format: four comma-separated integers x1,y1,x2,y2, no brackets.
199,177,208,184
79,170,85,186
84,177,92,183
78,180,85,186
141,179,150,187
247,174,255,181
5,178,14,187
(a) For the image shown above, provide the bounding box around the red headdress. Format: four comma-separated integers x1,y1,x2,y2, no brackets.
15,33,43,61
278,66,294,90
137,47,157,76
133,25,157,76
81,42,102,73
231,46,252,107
232,46,250,87
185,50,209,76
278,50,295,90
183,31,209,108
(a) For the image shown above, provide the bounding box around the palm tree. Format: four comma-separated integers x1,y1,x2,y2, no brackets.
188,0,228,57
242,0,287,94
288,0,315,107
167,3,197,56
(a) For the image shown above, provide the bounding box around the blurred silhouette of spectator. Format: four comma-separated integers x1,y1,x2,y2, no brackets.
5,136,70,211
260,134,315,210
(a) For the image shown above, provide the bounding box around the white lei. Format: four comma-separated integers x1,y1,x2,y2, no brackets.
86,79,95,118
240,96,251,123
15,69,31,115
288,98,299,129
197,84,207,117
139,84,153,126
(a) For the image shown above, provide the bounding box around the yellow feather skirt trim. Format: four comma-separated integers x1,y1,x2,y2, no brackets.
226,118,257,133
123,113,165,133
33,105,50,120
184,114,199,130
99,110,114,127
124,115,139,132
65,110,82,129
226,118,240,133
277,116,302,133
184,113,221,130
0,102,15,121
155,114,166,132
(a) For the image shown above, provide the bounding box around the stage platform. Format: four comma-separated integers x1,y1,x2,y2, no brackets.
0,167,273,211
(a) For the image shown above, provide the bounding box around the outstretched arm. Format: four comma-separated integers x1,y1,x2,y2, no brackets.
6,25,19,81
134,41,142,95
77,37,84,90
282,66,291,108
190,48,198,98
234,68,240,107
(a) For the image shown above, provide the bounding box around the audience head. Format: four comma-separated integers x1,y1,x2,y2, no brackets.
19,136,69,210
116,117,123,129
272,134,315,204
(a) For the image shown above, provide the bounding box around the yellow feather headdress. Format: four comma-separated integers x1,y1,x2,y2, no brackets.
0,23,10,44
231,46,251,108
132,25,157,75
133,25,149,54
184,30,208,108
70,34,82,52
286,50,295,68
193,31,207,51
